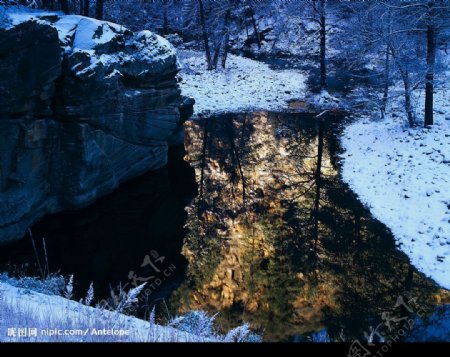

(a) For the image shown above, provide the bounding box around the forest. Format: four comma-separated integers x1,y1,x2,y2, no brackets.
11,0,448,127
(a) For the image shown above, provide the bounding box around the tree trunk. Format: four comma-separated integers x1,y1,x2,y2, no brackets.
227,123,246,207
42,0,54,10
381,10,392,119
60,0,69,13
79,0,83,15
163,3,169,35
198,0,213,70
95,0,104,20
319,0,327,90
221,32,230,68
249,7,261,48
212,42,221,70
401,69,415,127
313,121,324,255
381,44,390,119
404,265,414,292
424,3,436,127
354,213,361,242
199,118,209,210
83,0,89,16
212,7,232,69
221,8,232,68
244,16,249,38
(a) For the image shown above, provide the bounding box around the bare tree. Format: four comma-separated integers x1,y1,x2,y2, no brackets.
95,0,103,20
211,2,234,69
309,0,327,91
382,0,449,127
83,0,89,16
221,7,232,68
424,1,436,127
318,0,327,91
312,119,324,254
41,0,55,9
423,0,450,126
163,1,169,35
381,9,392,119
60,0,68,13
244,4,261,48
198,0,213,70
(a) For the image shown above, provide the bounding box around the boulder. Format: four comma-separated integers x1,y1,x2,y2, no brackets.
0,11,194,243
0,20,61,116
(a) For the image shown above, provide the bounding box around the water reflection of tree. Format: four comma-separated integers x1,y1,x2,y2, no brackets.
173,112,443,341
315,118,439,340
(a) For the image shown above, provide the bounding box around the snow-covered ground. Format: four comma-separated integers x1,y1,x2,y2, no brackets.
0,281,209,342
0,276,260,342
341,83,450,289
178,50,306,115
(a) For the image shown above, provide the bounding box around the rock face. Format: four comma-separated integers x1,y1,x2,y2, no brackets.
0,12,193,243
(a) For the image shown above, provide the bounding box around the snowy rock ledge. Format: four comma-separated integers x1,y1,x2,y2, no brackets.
178,50,306,116
340,88,450,289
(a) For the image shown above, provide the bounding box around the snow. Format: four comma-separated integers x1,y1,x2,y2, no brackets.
3,7,176,79
340,81,450,289
133,30,177,64
310,90,341,110
7,10,59,27
0,281,212,342
178,50,306,115
105,69,123,79
54,15,124,50
71,17,122,50
0,279,260,342
53,16,79,46
6,11,125,52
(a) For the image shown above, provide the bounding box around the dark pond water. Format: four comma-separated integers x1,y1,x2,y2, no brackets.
1,112,448,342
0,146,196,303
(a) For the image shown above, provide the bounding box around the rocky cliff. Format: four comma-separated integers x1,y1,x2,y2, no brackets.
0,10,193,243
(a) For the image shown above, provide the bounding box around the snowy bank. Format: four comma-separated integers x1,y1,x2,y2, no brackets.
178,50,306,115
0,282,210,342
0,277,261,342
340,85,450,289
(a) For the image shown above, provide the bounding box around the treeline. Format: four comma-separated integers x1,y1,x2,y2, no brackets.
15,0,104,19
10,0,450,128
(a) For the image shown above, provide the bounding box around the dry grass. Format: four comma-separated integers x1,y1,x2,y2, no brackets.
0,280,261,342
0,283,212,342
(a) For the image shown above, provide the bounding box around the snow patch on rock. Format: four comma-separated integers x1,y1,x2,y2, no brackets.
4,7,176,79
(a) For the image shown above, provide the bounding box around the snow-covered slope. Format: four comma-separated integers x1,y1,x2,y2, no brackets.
0,282,211,342
341,82,450,289
178,50,306,115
